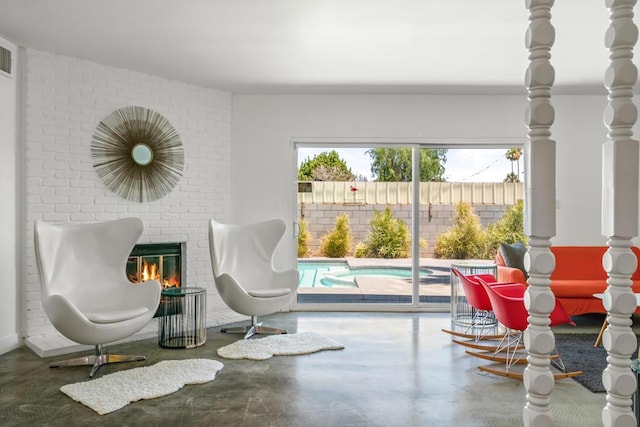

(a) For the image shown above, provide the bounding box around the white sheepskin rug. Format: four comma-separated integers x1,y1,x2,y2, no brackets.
216,331,345,360
60,359,224,415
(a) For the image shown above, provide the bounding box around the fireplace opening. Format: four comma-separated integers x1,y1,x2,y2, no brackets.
127,242,185,289
128,242,186,318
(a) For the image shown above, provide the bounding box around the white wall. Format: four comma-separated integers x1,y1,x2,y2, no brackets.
552,96,611,245
231,94,616,266
0,37,19,354
21,49,235,350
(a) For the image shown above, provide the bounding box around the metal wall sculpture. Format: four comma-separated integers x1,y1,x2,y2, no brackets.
91,106,184,202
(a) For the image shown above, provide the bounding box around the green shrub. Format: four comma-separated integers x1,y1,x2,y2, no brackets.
353,242,368,258
483,199,527,258
433,202,486,259
319,214,353,257
297,219,312,258
354,207,410,259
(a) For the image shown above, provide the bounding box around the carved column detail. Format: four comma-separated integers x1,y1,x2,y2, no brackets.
602,1,639,426
523,1,557,426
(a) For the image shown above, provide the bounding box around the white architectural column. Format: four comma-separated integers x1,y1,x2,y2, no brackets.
601,1,639,426
522,1,557,426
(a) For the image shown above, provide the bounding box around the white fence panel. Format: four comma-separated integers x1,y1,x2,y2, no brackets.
298,181,524,205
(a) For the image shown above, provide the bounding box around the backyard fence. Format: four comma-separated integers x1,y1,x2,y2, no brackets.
297,181,523,258
297,181,524,205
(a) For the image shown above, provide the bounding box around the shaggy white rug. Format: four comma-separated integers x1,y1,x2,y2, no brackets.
216,331,345,360
60,359,224,415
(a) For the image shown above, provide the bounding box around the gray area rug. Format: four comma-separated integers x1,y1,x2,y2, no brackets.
555,333,638,393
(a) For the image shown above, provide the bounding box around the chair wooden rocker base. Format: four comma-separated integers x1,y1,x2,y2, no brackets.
465,348,561,363
476,362,583,381
49,344,146,378
451,338,525,353
461,329,580,380
222,316,287,340
466,349,530,364
441,328,505,341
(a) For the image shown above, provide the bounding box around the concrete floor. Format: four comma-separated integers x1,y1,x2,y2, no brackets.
0,312,606,427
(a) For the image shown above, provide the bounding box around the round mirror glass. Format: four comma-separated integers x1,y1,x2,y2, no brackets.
131,143,153,166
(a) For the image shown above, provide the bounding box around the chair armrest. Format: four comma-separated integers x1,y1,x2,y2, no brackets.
45,293,88,325
488,283,527,298
471,273,498,284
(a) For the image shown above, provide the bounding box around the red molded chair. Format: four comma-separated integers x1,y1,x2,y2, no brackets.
442,267,524,343
474,277,581,380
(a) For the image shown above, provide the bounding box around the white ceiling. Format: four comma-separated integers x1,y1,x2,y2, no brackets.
0,0,626,94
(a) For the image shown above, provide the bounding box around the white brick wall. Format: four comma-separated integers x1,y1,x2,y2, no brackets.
22,49,238,346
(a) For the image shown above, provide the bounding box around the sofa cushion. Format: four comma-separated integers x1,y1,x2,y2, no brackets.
550,280,608,298
499,242,528,279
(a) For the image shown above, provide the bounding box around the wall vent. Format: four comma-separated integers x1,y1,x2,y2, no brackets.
0,45,12,77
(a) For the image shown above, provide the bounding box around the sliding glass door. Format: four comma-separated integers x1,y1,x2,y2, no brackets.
293,141,524,312
294,144,426,309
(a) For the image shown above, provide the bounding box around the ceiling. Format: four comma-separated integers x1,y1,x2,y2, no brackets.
0,0,628,94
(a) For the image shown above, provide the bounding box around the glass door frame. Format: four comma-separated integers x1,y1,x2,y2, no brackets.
290,137,525,313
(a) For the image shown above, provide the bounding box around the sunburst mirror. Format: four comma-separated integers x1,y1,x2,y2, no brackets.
91,106,184,203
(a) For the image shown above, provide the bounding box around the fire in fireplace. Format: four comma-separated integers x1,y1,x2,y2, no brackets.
127,242,185,289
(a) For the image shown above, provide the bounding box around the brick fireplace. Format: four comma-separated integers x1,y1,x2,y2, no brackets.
21,50,233,352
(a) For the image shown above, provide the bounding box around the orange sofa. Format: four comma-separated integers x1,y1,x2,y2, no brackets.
496,246,640,317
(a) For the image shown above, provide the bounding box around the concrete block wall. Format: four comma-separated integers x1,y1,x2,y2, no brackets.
22,49,233,342
299,203,509,257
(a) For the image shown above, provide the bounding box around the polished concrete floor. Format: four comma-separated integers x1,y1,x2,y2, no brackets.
0,312,606,427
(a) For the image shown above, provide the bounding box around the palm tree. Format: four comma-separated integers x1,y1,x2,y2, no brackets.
504,172,519,183
505,148,522,182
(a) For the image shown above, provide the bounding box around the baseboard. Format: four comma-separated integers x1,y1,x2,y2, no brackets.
0,333,21,356
23,315,244,358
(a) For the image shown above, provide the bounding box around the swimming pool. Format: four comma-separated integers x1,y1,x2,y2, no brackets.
298,261,433,288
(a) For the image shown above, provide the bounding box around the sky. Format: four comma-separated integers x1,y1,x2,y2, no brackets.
297,147,520,182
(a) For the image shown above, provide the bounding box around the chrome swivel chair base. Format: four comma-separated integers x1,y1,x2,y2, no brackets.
49,344,146,378
221,316,287,339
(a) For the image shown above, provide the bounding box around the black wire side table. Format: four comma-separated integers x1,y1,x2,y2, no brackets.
158,287,207,349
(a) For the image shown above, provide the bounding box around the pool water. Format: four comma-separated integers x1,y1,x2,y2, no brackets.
298,261,350,287
298,261,433,288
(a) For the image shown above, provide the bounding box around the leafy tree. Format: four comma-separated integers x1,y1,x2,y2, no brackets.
366,148,447,182
298,150,356,181
433,202,486,259
354,207,411,258
320,214,353,257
